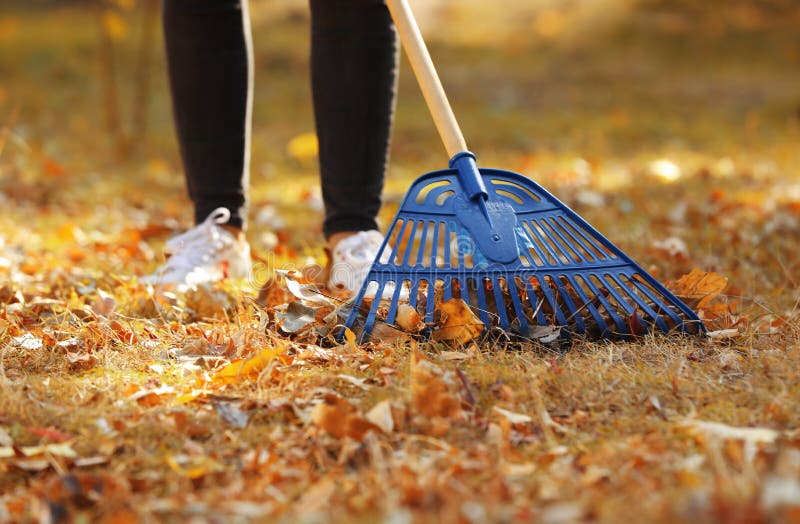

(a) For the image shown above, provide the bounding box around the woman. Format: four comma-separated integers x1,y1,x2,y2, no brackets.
145,0,398,291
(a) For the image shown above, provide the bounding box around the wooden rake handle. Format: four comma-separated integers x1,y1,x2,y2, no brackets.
386,0,468,158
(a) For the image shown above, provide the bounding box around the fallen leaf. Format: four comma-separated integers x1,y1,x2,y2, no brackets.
432,298,484,344
493,406,533,424
528,325,561,343
127,385,176,407
210,346,286,387
12,333,43,351
166,454,223,479
410,353,463,422
310,394,380,441
336,374,371,390
679,419,779,444
0,442,77,459
280,270,333,306
91,289,116,317
440,350,472,361
707,328,739,339
667,269,728,309
365,400,395,433
276,301,319,334
369,322,412,343
396,304,424,332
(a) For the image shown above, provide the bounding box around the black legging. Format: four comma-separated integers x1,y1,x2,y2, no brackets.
162,0,398,237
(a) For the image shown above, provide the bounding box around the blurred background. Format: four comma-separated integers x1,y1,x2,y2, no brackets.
0,0,799,305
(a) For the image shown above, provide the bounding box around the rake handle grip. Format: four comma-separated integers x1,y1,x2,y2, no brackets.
386,0,468,158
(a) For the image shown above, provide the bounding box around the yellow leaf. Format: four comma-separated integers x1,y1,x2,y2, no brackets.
210,347,285,386
287,132,318,161
166,455,221,479
102,11,128,41
344,327,357,350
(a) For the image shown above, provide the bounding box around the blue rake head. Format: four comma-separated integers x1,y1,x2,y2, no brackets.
344,153,705,343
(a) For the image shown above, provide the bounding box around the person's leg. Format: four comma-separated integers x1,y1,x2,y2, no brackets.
162,0,253,230
309,0,398,241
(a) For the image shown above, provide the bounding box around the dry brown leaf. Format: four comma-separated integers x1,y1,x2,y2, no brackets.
310,394,380,441
410,353,463,422
432,298,484,345
667,268,728,308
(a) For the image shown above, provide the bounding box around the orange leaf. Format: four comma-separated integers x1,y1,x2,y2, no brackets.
410,353,463,420
432,298,484,345
310,394,380,441
667,269,728,307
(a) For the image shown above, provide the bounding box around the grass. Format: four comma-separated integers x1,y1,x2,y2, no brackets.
1,1,800,522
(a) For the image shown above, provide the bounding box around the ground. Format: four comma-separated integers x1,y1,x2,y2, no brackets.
1,1,799,522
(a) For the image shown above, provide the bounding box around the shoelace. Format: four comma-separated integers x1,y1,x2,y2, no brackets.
164,208,231,253
334,231,384,264
159,208,234,273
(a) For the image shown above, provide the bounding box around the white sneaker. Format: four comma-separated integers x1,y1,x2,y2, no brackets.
142,207,251,289
327,230,385,293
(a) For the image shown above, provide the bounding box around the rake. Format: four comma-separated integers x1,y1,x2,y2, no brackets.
344,0,705,342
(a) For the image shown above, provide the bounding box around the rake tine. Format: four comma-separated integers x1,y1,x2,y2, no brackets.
560,217,611,260
538,274,568,326
542,219,582,263
580,274,627,334
624,273,687,328
443,221,452,267
475,277,491,326
519,222,550,266
507,277,529,335
491,276,511,330
387,219,410,265
527,220,563,265
551,217,597,262
345,280,370,335
553,275,586,333
401,220,418,267
408,278,420,309
524,278,547,325
430,221,441,268
384,279,404,325
609,273,670,332
424,280,436,322
362,280,387,341
536,219,574,264
416,220,430,267
515,227,539,267
598,274,636,316
564,274,609,335
443,276,453,302
547,217,590,263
